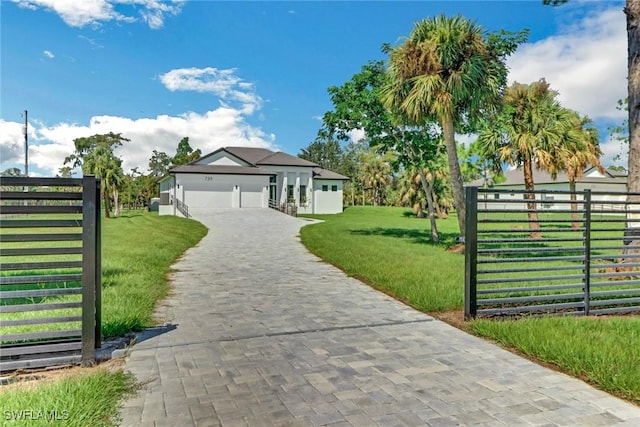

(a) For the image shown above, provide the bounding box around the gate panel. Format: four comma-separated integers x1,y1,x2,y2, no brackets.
0,176,101,371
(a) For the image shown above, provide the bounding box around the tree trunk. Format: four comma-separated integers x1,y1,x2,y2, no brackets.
570,180,580,229
113,188,120,217
102,188,111,219
523,155,541,238
418,169,439,242
442,113,465,236
625,1,640,255
431,187,446,219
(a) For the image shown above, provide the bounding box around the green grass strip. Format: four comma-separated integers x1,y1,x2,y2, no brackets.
0,369,136,426
471,316,640,404
100,210,208,338
301,206,464,311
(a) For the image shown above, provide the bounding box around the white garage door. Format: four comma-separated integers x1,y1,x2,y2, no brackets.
240,184,263,208
185,186,233,209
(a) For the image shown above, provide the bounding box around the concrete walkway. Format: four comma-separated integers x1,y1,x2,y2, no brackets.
120,209,640,427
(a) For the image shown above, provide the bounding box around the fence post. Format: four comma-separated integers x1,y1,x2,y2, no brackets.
464,186,478,319
82,176,97,365
583,189,591,315
95,180,102,348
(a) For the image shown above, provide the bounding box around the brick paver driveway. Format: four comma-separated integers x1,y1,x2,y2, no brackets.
120,209,640,426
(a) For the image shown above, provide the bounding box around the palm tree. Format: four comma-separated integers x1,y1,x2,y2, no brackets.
83,146,124,218
479,79,576,238
552,113,603,228
360,151,392,206
381,14,521,236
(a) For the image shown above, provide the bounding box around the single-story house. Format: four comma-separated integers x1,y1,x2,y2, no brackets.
467,167,628,211
158,146,349,217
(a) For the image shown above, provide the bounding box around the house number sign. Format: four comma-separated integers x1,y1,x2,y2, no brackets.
204,176,213,181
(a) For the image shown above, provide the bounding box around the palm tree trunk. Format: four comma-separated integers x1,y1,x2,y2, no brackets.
570,180,580,229
442,114,465,236
624,1,640,256
113,188,120,217
418,170,439,242
102,187,111,219
523,155,541,238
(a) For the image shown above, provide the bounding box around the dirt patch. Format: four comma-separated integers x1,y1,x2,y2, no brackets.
447,243,465,254
430,309,471,332
0,358,125,393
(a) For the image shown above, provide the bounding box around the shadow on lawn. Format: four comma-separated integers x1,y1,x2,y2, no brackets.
349,227,459,246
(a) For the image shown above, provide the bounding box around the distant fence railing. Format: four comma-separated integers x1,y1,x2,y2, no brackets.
465,187,640,319
0,176,101,371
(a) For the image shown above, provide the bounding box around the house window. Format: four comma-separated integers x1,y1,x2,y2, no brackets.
269,175,276,184
331,185,338,192
300,185,307,203
288,184,295,201
322,185,328,192
494,193,500,200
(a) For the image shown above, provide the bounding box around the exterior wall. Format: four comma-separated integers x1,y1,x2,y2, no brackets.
261,165,315,210
313,179,344,214
175,173,269,215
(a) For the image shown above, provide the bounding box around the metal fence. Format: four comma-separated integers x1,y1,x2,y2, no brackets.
464,186,640,319
0,176,101,371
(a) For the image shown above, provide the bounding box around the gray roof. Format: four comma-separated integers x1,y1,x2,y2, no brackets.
256,151,318,167
467,167,626,187
219,147,318,167
171,165,273,175
313,167,349,180
223,147,276,165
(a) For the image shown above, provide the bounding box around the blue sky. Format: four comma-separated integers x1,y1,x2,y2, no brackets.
0,0,627,177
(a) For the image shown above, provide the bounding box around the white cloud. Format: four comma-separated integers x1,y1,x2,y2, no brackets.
13,0,183,29
159,67,262,114
347,129,366,143
43,50,54,59
507,7,626,121
599,134,628,168
0,108,276,176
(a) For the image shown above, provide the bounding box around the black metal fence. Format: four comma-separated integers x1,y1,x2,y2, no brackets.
0,176,101,371
465,186,640,319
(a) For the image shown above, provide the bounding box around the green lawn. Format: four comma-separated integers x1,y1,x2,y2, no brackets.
301,206,640,404
0,210,208,425
301,206,464,312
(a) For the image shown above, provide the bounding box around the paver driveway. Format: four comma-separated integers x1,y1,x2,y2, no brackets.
120,209,640,426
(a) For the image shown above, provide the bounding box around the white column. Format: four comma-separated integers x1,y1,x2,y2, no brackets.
295,173,301,205
281,175,288,204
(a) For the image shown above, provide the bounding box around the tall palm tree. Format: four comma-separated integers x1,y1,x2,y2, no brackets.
360,152,392,206
479,79,575,237
83,146,124,218
382,14,520,236
552,113,603,228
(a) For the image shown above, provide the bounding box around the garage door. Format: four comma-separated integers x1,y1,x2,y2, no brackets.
185,186,233,209
240,184,263,208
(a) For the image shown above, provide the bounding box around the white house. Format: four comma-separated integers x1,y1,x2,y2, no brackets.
158,146,349,217
467,167,628,211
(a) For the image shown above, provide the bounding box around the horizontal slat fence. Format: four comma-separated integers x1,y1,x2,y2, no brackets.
465,187,640,319
0,176,101,371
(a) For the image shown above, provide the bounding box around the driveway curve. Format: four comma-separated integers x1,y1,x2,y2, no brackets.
120,209,640,426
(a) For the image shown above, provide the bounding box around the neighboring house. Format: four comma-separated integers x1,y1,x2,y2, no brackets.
158,146,349,217
466,167,628,211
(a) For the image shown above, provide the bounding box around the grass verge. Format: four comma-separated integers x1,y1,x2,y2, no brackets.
101,210,208,338
0,363,136,426
300,206,640,404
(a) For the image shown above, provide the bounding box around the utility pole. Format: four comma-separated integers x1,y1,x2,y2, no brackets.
24,110,29,177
